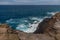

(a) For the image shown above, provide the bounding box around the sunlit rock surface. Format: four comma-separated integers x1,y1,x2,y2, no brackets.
0,24,20,40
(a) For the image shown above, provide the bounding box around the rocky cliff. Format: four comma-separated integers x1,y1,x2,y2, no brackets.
0,24,20,40
0,12,60,40
34,12,60,40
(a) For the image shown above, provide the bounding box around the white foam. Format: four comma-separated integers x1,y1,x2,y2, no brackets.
23,21,40,33
6,19,13,23
47,12,59,16
6,17,44,33
24,20,28,22
29,17,40,21
17,24,26,28
6,19,19,23
5,12,60,33
16,17,43,33
16,24,28,31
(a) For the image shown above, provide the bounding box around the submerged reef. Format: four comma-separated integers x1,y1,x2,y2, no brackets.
0,12,60,40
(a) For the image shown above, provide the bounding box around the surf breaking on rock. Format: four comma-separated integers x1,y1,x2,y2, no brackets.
5,12,57,33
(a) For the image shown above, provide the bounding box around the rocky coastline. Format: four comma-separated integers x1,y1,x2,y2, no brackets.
0,12,60,40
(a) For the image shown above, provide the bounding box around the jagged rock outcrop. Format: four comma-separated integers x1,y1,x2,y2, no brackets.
0,12,60,40
0,24,20,40
34,12,60,40
17,12,60,40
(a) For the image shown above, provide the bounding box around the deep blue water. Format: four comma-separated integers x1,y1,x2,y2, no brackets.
0,5,60,33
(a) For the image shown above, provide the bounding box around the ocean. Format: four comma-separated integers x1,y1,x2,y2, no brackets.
0,5,60,33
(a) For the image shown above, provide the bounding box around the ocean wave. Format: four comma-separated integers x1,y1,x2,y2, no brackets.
47,12,59,16
6,17,44,33
23,23,39,33
5,12,58,33
16,17,44,33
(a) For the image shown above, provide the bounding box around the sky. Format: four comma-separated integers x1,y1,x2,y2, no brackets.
0,0,60,5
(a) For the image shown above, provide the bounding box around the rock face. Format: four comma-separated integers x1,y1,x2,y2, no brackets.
17,31,55,40
34,12,60,40
0,12,60,40
0,24,20,40
17,12,60,40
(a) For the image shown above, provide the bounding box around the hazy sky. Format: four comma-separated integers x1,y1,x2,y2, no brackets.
0,0,60,5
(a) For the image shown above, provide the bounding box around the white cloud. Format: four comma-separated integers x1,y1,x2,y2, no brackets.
0,0,60,5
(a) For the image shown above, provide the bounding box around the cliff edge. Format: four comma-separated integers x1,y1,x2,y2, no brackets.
0,12,60,40
0,24,20,40
17,12,60,40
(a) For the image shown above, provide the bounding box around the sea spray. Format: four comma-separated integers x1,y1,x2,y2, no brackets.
6,12,58,33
